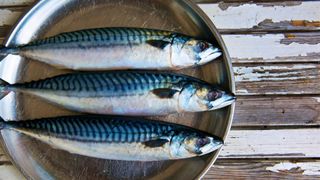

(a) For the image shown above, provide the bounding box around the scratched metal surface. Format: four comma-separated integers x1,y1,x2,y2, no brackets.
0,0,235,179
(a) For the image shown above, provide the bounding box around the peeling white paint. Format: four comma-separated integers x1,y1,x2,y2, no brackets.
313,97,320,103
0,9,22,26
233,65,318,82
221,129,320,158
266,162,320,176
222,34,320,60
0,0,34,6
0,165,25,180
199,2,320,29
236,89,248,94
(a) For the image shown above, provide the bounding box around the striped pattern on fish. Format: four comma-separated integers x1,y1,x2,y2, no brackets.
0,116,223,161
0,27,221,70
0,71,235,116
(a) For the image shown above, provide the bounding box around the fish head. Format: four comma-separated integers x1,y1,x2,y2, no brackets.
179,83,236,112
170,132,223,158
172,37,221,68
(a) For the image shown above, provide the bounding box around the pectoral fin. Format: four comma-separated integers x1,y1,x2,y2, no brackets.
152,88,179,99
142,139,169,148
146,40,170,49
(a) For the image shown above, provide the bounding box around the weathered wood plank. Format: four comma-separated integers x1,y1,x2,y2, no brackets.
220,128,320,158
0,165,25,180
233,96,320,126
0,150,319,180
204,159,320,179
223,33,320,63
0,128,319,177
0,7,26,26
234,63,320,95
0,0,34,7
200,1,320,33
0,3,319,63
0,1,320,36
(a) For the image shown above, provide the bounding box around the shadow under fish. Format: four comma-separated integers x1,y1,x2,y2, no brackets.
0,115,223,161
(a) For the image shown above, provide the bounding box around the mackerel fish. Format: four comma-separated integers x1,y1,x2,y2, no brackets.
0,116,223,161
0,27,221,70
0,71,235,116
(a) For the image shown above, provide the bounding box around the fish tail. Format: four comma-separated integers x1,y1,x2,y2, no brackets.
0,45,19,57
0,79,10,100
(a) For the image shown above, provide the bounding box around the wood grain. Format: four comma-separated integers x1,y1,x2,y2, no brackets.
220,128,320,158
234,63,320,95
233,96,320,126
204,159,320,179
0,0,34,7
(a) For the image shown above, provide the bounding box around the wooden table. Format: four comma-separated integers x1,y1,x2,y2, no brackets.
0,0,319,179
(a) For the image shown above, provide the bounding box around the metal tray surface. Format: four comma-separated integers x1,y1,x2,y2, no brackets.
0,0,235,179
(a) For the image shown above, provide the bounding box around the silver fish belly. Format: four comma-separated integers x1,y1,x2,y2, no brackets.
0,116,223,161
0,71,235,116
0,28,221,70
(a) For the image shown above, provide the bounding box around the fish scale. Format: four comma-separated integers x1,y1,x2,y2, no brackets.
5,116,176,143
33,28,171,45
18,71,188,95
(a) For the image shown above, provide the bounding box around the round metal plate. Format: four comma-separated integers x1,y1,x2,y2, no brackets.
0,0,235,179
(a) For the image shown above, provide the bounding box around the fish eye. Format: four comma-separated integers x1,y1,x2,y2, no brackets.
206,91,221,100
196,137,210,147
197,41,209,51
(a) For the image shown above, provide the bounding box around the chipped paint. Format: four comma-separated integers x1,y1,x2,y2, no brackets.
222,34,320,60
0,9,22,26
253,19,320,31
0,165,25,180
266,162,320,176
221,129,320,158
233,64,318,82
236,89,248,94
217,2,302,10
313,97,320,103
199,2,320,30
0,0,34,6
281,33,320,45
291,20,320,27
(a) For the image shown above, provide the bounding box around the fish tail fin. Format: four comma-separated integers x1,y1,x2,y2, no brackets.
0,79,10,100
0,45,19,58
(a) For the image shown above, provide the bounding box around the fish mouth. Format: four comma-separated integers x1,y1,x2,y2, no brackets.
199,137,223,154
197,47,222,65
208,93,236,110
